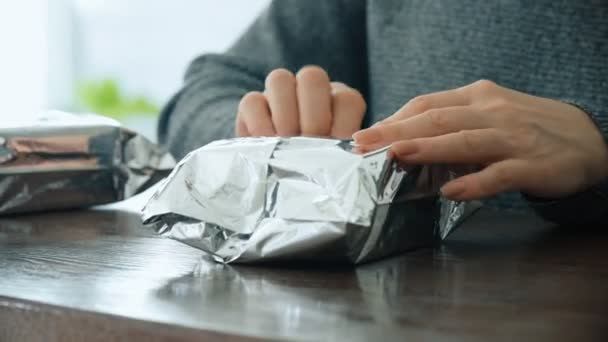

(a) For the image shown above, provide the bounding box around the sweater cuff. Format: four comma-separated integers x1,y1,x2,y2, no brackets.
562,99,608,144
524,180,608,225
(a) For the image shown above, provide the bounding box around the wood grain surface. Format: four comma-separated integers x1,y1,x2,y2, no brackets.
1,208,607,341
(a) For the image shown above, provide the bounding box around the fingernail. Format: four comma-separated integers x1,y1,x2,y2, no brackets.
440,180,466,198
352,128,382,144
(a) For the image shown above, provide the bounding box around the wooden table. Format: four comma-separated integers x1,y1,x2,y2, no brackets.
1,205,607,341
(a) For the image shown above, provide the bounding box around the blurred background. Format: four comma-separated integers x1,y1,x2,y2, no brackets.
0,0,269,140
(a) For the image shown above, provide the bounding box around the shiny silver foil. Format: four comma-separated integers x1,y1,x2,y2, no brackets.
0,111,175,215
142,137,476,264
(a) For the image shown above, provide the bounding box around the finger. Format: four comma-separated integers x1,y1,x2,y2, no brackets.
235,114,250,137
353,106,490,146
380,87,471,125
265,69,299,136
330,82,366,139
296,66,332,136
440,160,526,200
352,141,388,154
391,129,511,165
238,91,275,136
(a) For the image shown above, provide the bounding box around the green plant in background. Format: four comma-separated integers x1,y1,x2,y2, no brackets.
75,79,159,119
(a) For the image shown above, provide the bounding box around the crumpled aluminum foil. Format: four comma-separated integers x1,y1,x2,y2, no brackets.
0,111,175,215
142,137,477,264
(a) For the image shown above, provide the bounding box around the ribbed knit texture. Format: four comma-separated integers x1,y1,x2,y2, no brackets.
158,0,608,216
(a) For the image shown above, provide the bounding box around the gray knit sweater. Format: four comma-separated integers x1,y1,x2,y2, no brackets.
159,0,608,224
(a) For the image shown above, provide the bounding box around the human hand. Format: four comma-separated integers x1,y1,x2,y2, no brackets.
353,80,608,201
236,66,366,138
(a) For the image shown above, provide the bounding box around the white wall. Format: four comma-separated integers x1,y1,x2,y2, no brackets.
0,0,49,120
0,0,270,121
47,0,76,110
72,0,270,105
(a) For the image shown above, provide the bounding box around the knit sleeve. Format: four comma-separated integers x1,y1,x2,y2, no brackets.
158,0,368,160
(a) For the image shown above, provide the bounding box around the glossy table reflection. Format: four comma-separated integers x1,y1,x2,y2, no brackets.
1,207,607,341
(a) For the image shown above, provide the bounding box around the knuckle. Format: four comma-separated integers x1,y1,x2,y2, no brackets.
470,79,502,98
265,68,295,88
238,91,266,112
427,109,449,131
352,90,368,117
459,130,483,154
330,81,347,91
332,88,354,102
407,95,432,113
473,79,498,93
296,65,330,84
333,89,367,116
235,115,248,136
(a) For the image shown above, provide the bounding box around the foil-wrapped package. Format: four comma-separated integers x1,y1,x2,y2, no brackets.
0,111,175,215
142,137,477,264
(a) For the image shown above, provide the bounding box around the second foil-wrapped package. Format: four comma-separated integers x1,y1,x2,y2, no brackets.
0,111,175,215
